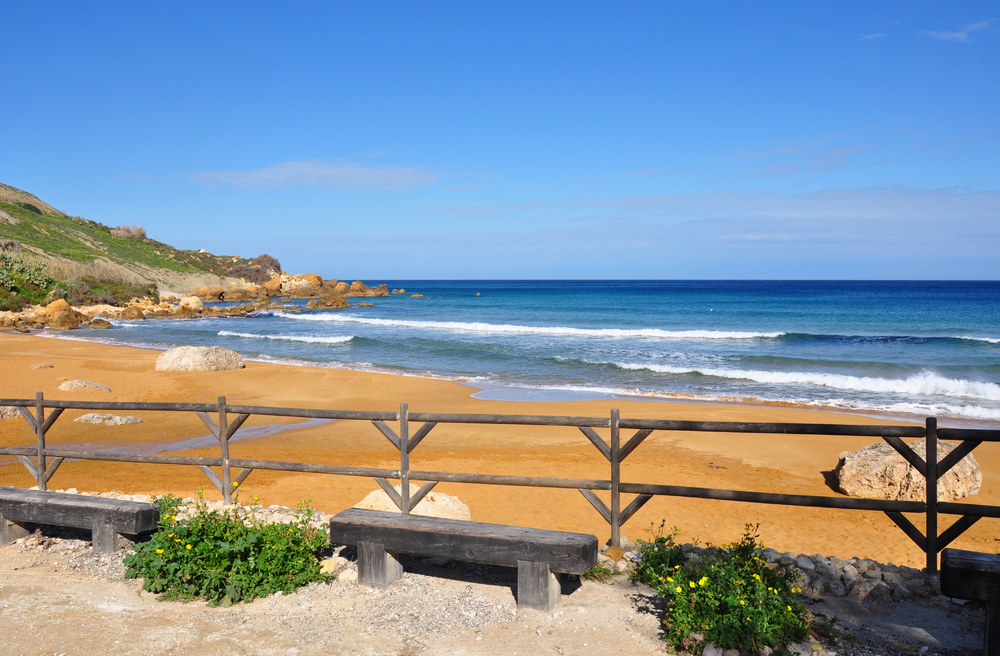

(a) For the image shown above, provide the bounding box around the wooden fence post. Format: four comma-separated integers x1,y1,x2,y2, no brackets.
35,392,46,491
400,404,410,514
219,397,232,505
610,408,621,548
926,416,938,573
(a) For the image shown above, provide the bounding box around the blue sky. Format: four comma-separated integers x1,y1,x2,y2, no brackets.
2,2,998,279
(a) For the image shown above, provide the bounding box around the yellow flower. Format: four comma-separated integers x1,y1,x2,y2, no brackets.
740,600,745,606
753,574,760,580
186,544,192,550
698,576,708,587
175,539,182,543
666,577,673,583
155,549,163,554
689,581,696,588
787,605,792,611
675,586,682,593
168,533,174,537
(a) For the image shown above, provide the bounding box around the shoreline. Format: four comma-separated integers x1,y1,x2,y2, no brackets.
1,330,998,568
28,324,1000,430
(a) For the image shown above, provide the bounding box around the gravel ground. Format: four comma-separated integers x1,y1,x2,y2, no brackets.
0,499,988,656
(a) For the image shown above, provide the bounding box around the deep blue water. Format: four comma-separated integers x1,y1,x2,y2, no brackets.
54,281,1000,425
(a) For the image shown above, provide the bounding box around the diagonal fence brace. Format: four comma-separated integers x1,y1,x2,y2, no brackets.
578,427,611,461
372,421,401,450
882,436,927,477
407,481,439,511
579,489,612,524
885,511,927,551
619,493,654,526
374,477,403,510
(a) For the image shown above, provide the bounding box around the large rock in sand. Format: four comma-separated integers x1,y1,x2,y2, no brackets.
45,299,84,330
155,346,245,372
354,484,471,520
836,439,982,502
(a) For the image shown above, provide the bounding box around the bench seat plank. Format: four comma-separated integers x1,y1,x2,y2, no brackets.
330,508,597,574
0,486,159,535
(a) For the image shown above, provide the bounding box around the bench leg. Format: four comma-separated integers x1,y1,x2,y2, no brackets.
517,560,561,612
1,515,30,546
988,588,1000,656
357,541,403,588
91,522,121,553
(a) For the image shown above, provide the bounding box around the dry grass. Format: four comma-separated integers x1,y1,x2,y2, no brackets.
46,258,146,285
110,224,147,240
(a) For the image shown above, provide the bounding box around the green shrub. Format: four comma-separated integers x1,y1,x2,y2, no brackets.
631,521,688,586
124,494,331,607
0,253,53,308
634,523,808,653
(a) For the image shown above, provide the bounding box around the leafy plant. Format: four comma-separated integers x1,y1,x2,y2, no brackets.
0,252,54,309
124,494,331,607
583,564,615,583
630,520,688,587
635,523,808,653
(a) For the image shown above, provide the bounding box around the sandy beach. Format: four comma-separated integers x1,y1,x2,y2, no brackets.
1,330,997,568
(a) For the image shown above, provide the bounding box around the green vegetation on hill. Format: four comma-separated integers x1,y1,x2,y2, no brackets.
0,184,281,311
0,199,242,274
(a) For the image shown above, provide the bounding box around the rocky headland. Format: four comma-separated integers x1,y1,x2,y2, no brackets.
0,274,399,331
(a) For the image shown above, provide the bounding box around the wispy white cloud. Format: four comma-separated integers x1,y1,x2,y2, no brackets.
859,33,885,40
727,134,878,178
192,159,438,191
919,20,993,42
576,186,1000,223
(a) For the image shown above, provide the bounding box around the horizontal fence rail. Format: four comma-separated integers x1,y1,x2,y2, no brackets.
1,392,998,572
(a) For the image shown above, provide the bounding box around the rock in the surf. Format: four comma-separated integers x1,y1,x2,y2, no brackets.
835,439,981,501
155,346,245,372
354,483,472,521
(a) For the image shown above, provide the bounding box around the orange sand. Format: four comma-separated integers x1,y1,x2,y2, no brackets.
1,331,997,567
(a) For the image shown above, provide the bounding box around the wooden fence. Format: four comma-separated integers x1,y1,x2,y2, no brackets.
2,392,999,573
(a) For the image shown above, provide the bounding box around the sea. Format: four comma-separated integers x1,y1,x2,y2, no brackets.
51,280,1000,427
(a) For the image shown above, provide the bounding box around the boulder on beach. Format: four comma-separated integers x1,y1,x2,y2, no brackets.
0,406,21,420
333,281,351,294
179,296,203,310
835,439,982,502
89,318,113,329
155,346,245,372
354,484,471,521
58,380,111,393
45,299,84,330
410,293,425,299
74,413,143,426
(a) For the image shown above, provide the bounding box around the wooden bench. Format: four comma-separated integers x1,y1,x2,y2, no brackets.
329,508,598,611
941,548,1000,656
0,486,160,553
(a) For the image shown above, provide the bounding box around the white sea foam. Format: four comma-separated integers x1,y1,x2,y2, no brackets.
956,336,1000,344
606,361,1000,401
217,330,354,345
271,313,783,340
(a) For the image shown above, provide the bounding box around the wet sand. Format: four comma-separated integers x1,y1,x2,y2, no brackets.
1,330,998,567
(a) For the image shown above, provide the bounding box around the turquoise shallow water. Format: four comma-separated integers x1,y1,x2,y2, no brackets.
54,280,1000,425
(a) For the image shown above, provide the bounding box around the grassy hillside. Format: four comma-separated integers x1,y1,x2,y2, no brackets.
0,184,279,310
0,199,243,274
